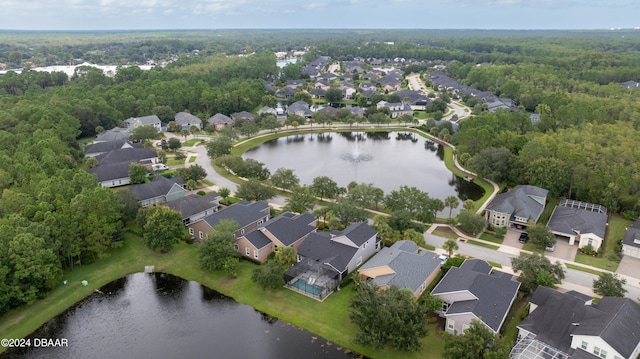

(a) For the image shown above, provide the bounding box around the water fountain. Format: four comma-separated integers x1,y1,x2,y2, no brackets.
340,132,372,162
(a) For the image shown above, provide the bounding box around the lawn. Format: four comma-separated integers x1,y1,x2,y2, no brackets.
480,232,504,244
166,157,184,166
573,214,630,271
0,234,446,358
441,146,495,213
564,262,603,276
467,239,500,250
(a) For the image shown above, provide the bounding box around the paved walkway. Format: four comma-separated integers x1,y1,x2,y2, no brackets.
426,223,640,296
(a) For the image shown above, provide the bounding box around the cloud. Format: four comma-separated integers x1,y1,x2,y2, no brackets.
304,2,328,9
439,0,634,8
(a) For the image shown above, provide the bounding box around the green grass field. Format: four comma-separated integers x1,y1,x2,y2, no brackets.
480,232,504,244
0,234,445,358
573,215,630,271
467,240,500,250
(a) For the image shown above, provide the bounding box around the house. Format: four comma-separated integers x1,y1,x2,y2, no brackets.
319,73,338,81
230,111,255,122
122,115,162,131
621,80,640,90
257,106,278,117
285,222,380,300
84,139,140,158
314,79,331,90
431,259,520,335
358,240,441,298
93,127,130,143
187,201,270,241
485,185,548,229
511,286,640,359
547,200,608,252
206,113,234,131
236,212,317,263
130,176,186,207
174,112,202,130
87,147,159,188
286,101,312,119
164,192,220,225
309,88,327,99
393,89,430,108
622,217,640,259
376,101,413,118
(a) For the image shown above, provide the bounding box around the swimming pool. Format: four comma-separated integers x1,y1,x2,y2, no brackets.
290,278,324,296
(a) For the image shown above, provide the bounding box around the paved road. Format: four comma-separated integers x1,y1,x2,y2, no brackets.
424,232,640,301
407,73,470,122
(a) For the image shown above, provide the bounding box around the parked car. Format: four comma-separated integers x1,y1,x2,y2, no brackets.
545,242,556,252
518,232,529,243
438,253,449,264
152,164,169,171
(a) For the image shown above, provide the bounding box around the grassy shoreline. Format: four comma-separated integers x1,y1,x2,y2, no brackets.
0,234,444,358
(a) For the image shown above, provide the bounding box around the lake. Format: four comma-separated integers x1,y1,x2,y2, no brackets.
243,131,483,215
1,273,358,359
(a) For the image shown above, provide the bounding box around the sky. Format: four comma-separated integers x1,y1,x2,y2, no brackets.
1,0,638,31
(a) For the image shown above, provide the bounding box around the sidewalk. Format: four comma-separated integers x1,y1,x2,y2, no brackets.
426,223,640,291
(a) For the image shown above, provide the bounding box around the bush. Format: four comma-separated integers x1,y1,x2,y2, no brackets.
197,190,206,196
494,227,506,239
579,244,597,256
175,151,186,160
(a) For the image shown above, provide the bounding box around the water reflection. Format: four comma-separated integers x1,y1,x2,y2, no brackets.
243,131,483,216
2,273,358,359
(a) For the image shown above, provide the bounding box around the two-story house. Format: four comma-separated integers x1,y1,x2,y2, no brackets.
236,212,317,263
431,259,520,335
484,185,548,229
284,222,380,300
511,286,640,359
186,201,270,241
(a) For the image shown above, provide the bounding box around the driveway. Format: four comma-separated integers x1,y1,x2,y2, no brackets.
546,239,578,262
618,255,640,280
503,229,525,249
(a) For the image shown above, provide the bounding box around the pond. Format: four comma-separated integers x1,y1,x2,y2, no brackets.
2,273,358,359
243,131,483,215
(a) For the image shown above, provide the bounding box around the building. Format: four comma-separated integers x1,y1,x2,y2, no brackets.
236,212,317,263
622,217,640,259
357,240,441,298
186,201,270,241
130,176,186,207
122,115,162,131
432,259,520,335
485,185,548,229
174,112,202,130
164,192,220,225
511,286,640,359
547,200,608,252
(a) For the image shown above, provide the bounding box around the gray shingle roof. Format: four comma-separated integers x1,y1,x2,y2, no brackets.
87,161,130,182
202,201,270,229
94,147,158,166
165,192,219,219
84,139,140,156
622,217,640,248
359,240,440,293
432,259,520,332
94,127,130,143
342,222,377,247
548,201,608,239
297,232,357,273
130,176,184,201
485,185,548,223
242,212,316,249
207,113,233,125
174,112,202,127
520,287,640,358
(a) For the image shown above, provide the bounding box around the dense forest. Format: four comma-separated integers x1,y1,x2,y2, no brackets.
1,30,640,316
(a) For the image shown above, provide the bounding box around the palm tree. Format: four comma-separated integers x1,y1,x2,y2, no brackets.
463,199,475,212
442,238,459,257
444,195,460,218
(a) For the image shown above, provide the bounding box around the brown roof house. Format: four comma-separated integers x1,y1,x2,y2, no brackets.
187,201,270,241
236,212,317,263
